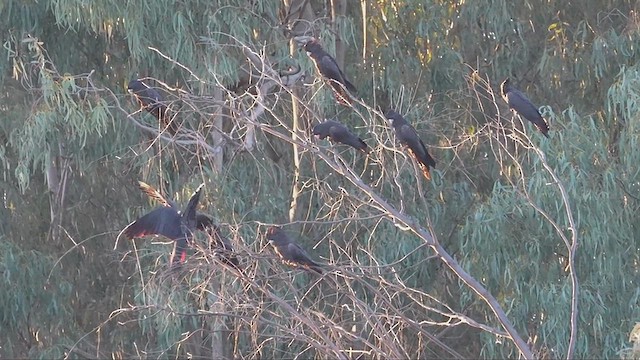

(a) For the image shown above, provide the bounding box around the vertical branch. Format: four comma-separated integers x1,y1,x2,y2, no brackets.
208,282,227,358
211,87,225,172
283,0,313,222
361,0,367,59
330,0,347,69
288,96,302,223
46,143,70,244
534,149,579,360
480,71,579,358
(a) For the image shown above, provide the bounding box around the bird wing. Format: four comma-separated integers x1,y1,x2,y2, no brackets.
181,183,205,229
399,124,436,168
129,82,177,134
329,125,368,153
507,90,549,136
285,243,323,273
141,89,175,134
134,86,164,111
317,55,345,83
306,46,355,105
124,207,182,240
398,124,435,180
319,55,356,92
138,181,177,208
317,55,356,91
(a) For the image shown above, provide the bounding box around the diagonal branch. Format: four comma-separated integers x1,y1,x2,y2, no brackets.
249,118,535,359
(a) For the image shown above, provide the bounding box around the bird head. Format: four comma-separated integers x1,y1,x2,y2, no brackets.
304,39,321,56
266,226,280,237
127,79,144,93
266,226,285,244
500,78,511,98
312,121,331,140
385,109,403,127
311,125,322,138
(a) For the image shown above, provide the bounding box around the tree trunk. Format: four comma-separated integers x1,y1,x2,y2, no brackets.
330,0,347,69
284,0,314,223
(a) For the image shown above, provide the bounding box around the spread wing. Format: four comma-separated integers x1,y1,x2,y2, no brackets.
124,207,182,240
138,181,177,208
181,183,205,230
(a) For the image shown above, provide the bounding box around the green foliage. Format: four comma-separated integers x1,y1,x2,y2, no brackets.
0,239,73,358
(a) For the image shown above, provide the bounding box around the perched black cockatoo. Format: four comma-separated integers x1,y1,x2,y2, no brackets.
124,183,205,268
386,110,436,181
127,79,178,135
266,226,323,274
313,119,369,153
304,38,356,106
500,78,549,137
196,215,241,270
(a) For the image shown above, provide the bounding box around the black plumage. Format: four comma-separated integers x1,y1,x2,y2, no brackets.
196,215,241,270
313,119,369,153
127,79,178,134
304,39,356,106
500,78,549,137
137,181,240,270
266,226,323,274
124,183,205,267
386,110,436,181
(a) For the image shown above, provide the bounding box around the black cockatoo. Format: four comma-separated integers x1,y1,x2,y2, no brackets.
500,78,549,137
124,183,204,267
386,110,436,181
127,79,178,134
136,181,240,269
304,38,356,106
266,226,323,274
313,119,369,153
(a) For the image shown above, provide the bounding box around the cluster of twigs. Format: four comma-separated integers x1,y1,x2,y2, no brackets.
21,36,578,359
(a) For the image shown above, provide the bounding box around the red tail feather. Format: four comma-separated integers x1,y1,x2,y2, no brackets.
329,81,353,106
